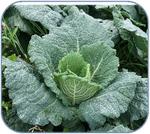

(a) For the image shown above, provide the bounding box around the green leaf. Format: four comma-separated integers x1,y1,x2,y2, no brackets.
58,52,89,77
128,78,148,121
7,54,17,61
91,124,132,133
3,59,73,126
28,35,62,95
98,19,120,44
28,6,114,94
113,8,148,54
2,107,33,132
62,107,85,132
60,6,114,47
95,5,113,19
79,71,139,129
81,41,119,87
95,5,142,26
108,125,132,132
55,74,100,105
63,117,85,132
15,5,63,30
41,123,54,132
4,6,33,34
120,19,147,53
91,124,114,132
2,101,12,112
50,5,67,17
9,14,33,34
121,5,139,20
121,5,145,27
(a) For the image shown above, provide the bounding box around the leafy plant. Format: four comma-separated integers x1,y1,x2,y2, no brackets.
2,20,27,58
2,5,148,132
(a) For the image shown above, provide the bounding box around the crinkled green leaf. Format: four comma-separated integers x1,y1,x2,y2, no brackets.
8,15,33,34
15,5,63,30
28,35,62,95
119,19,147,52
96,5,140,23
121,5,139,20
28,6,114,94
55,51,100,105
4,6,33,34
81,41,119,87
90,124,114,132
2,5,148,132
58,52,89,77
79,71,139,129
108,125,132,132
3,59,73,126
50,5,67,16
60,6,114,47
91,124,132,132
55,74,100,105
98,19,120,44
121,5,145,27
128,78,148,121
2,107,33,132
113,8,148,53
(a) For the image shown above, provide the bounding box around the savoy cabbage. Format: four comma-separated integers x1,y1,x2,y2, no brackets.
2,5,148,132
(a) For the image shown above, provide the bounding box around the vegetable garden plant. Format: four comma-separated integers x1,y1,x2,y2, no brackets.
2,4,148,132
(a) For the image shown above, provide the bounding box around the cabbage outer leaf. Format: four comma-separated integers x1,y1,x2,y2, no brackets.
15,5,63,30
79,71,140,129
128,78,148,121
108,125,132,133
3,59,73,126
81,41,119,87
113,8,148,53
28,6,114,95
91,124,132,133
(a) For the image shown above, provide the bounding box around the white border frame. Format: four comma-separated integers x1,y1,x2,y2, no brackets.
0,0,149,134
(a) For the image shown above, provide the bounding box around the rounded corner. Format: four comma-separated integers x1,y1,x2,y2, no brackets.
129,115,149,133
1,1,23,20
128,1,149,25
1,110,20,133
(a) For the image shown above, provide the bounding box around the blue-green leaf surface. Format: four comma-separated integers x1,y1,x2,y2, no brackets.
28,6,114,94
15,5,63,30
108,125,132,132
79,71,139,129
81,41,119,87
4,59,73,126
91,124,132,132
128,78,148,121
113,8,148,53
